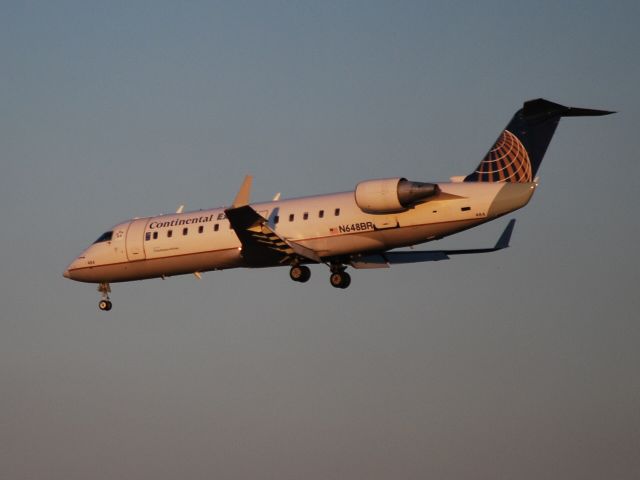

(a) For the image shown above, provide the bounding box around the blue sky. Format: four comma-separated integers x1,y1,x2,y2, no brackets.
2,1,639,478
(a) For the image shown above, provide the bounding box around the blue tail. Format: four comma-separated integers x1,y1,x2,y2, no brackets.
465,99,614,183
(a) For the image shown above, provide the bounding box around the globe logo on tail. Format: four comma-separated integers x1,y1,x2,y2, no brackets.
474,130,532,182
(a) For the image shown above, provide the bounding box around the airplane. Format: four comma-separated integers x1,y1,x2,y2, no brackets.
63,98,613,311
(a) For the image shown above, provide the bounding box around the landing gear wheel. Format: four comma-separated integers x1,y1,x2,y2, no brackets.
329,271,351,289
97,282,112,311
98,300,112,311
290,265,311,283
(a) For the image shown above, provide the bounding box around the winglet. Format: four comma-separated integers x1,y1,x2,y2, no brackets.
232,175,253,208
494,219,516,250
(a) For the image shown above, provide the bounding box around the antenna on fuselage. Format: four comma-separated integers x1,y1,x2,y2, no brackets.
176,205,184,214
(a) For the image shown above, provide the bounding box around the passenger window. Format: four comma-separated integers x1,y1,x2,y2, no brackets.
167,230,173,238
289,214,295,222
214,224,219,232
303,212,309,220
319,210,324,218
461,207,471,212
145,232,151,241
198,225,204,234
183,228,188,235
334,208,340,216
153,231,158,240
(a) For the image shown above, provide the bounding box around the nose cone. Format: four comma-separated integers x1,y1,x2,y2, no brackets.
63,258,78,280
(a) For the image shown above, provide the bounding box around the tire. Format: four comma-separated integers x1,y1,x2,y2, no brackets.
339,272,351,289
330,271,351,289
330,272,345,288
290,266,311,283
297,266,311,283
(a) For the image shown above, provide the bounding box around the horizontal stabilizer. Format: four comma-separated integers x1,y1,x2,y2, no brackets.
523,98,615,119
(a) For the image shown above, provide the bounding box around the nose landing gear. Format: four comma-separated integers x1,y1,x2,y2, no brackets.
98,299,112,311
97,282,112,311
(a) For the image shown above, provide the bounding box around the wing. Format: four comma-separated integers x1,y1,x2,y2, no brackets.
350,219,516,269
225,205,321,267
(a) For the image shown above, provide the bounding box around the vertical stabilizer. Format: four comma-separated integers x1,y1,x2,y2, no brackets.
464,99,614,182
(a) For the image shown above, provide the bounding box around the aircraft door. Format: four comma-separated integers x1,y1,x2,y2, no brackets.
125,218,149,261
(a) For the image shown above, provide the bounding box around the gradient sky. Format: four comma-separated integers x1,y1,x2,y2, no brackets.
2,1,639,479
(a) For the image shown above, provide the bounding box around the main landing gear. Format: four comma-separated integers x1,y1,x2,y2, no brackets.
288,263,352,289
329,266,351,289
289,265,311,283
97,282,112,311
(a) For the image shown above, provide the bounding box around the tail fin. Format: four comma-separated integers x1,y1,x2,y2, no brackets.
464,98,614,182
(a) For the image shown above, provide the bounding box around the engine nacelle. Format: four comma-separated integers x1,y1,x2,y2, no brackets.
354,177,439,214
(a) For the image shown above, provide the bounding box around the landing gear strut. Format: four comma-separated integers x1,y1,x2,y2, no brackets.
289,265,311,283
329,265,351,289
97,282,112,311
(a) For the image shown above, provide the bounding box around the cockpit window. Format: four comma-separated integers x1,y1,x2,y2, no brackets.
93,231,113,244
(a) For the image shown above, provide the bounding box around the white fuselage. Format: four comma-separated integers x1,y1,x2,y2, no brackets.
64,181,536,283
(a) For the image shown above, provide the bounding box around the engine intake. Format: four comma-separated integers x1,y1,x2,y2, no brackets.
354,177,439,214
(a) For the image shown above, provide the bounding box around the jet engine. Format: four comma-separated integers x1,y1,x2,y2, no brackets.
354,177,439,214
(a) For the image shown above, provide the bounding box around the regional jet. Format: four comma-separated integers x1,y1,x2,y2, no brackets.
63,99,613,310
